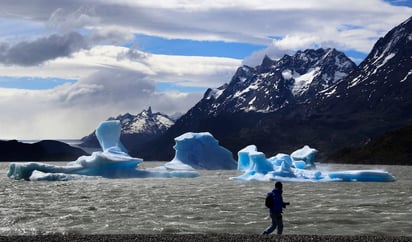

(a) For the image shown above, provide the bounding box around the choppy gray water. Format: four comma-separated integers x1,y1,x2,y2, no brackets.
0,162,411,236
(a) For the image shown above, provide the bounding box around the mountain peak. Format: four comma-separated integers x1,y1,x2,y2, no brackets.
143,106,153,115
261,55,275,67
401,15,412,27
365,16,412,65
80,108,174,148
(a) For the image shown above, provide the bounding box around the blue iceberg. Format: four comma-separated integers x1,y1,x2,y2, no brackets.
164,132,237,170
7,121,198,181
290,145,317,169
231,145,395,182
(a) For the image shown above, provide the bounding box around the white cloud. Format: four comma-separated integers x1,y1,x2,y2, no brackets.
273,34,321,50
0,46,240,139
242,44,292,67
47,6,100,32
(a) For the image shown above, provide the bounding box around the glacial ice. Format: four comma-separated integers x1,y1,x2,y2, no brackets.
7,120,199,181
290,145,317,169
163,132,237,170
231,145,396,182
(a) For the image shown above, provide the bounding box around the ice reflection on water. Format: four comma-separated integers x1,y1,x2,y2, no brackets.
0,162,411,236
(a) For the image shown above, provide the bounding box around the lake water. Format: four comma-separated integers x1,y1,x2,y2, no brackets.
0,162,411,236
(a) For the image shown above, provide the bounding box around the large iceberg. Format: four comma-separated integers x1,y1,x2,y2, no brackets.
231,145,395,182
163,132,237,170
7,121,198,181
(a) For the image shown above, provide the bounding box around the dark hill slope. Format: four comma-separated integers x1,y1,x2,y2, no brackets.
0,140,88,161
327,124,412,165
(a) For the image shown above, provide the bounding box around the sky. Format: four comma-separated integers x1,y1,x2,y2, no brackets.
0,0,411,139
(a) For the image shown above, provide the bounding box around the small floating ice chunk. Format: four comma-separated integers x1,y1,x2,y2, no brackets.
328,170,396,182
163,159,196,171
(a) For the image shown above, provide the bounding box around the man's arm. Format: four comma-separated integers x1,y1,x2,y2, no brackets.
283,202,290,208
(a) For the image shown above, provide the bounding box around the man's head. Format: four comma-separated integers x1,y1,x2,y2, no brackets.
275,181,283,190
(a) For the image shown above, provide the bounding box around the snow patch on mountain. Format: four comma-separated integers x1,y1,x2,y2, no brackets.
233,81,259,98
205,84,227,100
319,85,338,98
281,69,293,80
401,70,412,83
291,67,320,96
334,71,347,83
372,53,396,75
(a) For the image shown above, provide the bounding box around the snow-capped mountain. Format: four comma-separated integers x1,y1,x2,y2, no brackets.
314,16,412,111
136,16,412,161
201,48,356,115
80,107,174,149
165,48,357,135
108,107,174,135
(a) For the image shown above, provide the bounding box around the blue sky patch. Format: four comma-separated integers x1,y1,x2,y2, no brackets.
156,82,207,93
345,50,368,65
384,0,412,7
0,76,76,90
127,34,266,59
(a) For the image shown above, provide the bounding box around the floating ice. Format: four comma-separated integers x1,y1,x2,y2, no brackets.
163,132,237,170
328,170,396,182
230,145,395,182
95,120,128,154
237,145,257,171
290,145,317,169
7,121,198,181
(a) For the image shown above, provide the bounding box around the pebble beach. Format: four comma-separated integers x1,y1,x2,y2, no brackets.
0,234,411,242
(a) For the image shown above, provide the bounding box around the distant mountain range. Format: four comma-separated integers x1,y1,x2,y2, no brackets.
80,107,175,152
132,16,412,165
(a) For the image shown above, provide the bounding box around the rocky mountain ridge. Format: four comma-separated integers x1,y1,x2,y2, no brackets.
202,48,356,116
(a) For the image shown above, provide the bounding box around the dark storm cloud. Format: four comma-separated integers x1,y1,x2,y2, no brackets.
0,31,88,66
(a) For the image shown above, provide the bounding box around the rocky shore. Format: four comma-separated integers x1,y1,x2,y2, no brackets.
0,234,410,242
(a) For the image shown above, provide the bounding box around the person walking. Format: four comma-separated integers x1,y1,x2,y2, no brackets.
263,181,289,235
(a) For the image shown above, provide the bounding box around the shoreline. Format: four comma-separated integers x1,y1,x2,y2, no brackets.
0,234,411,242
